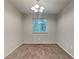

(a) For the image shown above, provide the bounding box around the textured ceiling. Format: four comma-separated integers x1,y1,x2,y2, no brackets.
8,0,72,14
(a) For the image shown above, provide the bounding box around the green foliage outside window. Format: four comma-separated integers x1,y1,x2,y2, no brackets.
33,18,47,32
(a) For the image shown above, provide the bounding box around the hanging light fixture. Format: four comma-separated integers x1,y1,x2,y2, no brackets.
31,7,35,10
40,6,45,10
31,0,45,13
34,4,39,8
34,9,38,12
39,9,43,12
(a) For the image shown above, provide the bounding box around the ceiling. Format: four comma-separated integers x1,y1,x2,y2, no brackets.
8,0,72,14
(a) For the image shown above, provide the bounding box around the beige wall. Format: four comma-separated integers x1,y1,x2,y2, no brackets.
4,0,74,58
23,14,57,44
57,1,74,57
4,0,23,57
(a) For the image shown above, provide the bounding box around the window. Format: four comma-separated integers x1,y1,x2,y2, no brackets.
33,18,47,32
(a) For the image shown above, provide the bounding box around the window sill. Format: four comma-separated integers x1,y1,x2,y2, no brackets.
32,32,48,34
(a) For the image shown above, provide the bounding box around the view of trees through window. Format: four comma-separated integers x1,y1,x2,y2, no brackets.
33,18,47,32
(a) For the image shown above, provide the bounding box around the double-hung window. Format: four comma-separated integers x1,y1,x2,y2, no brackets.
33,18,47,33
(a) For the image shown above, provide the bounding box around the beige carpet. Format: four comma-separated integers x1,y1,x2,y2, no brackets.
5,44,73,59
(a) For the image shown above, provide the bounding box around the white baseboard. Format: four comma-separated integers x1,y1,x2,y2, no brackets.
23,42,56,44
4,42,23,58
57,43,74,58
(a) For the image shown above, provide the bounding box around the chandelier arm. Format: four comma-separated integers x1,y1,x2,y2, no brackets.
36,0,40,4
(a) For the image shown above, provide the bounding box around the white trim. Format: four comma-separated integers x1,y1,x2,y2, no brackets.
4,42,23,58
57,43,74,58
32,32,48,34
23,42,56,44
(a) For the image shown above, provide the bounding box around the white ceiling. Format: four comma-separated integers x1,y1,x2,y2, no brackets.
8,0,72,14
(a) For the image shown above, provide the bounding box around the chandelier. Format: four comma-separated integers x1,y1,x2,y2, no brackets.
31,0,45,13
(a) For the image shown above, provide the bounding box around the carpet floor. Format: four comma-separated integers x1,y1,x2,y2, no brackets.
5,44,73,59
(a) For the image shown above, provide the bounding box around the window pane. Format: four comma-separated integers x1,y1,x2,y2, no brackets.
33,18,47,32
